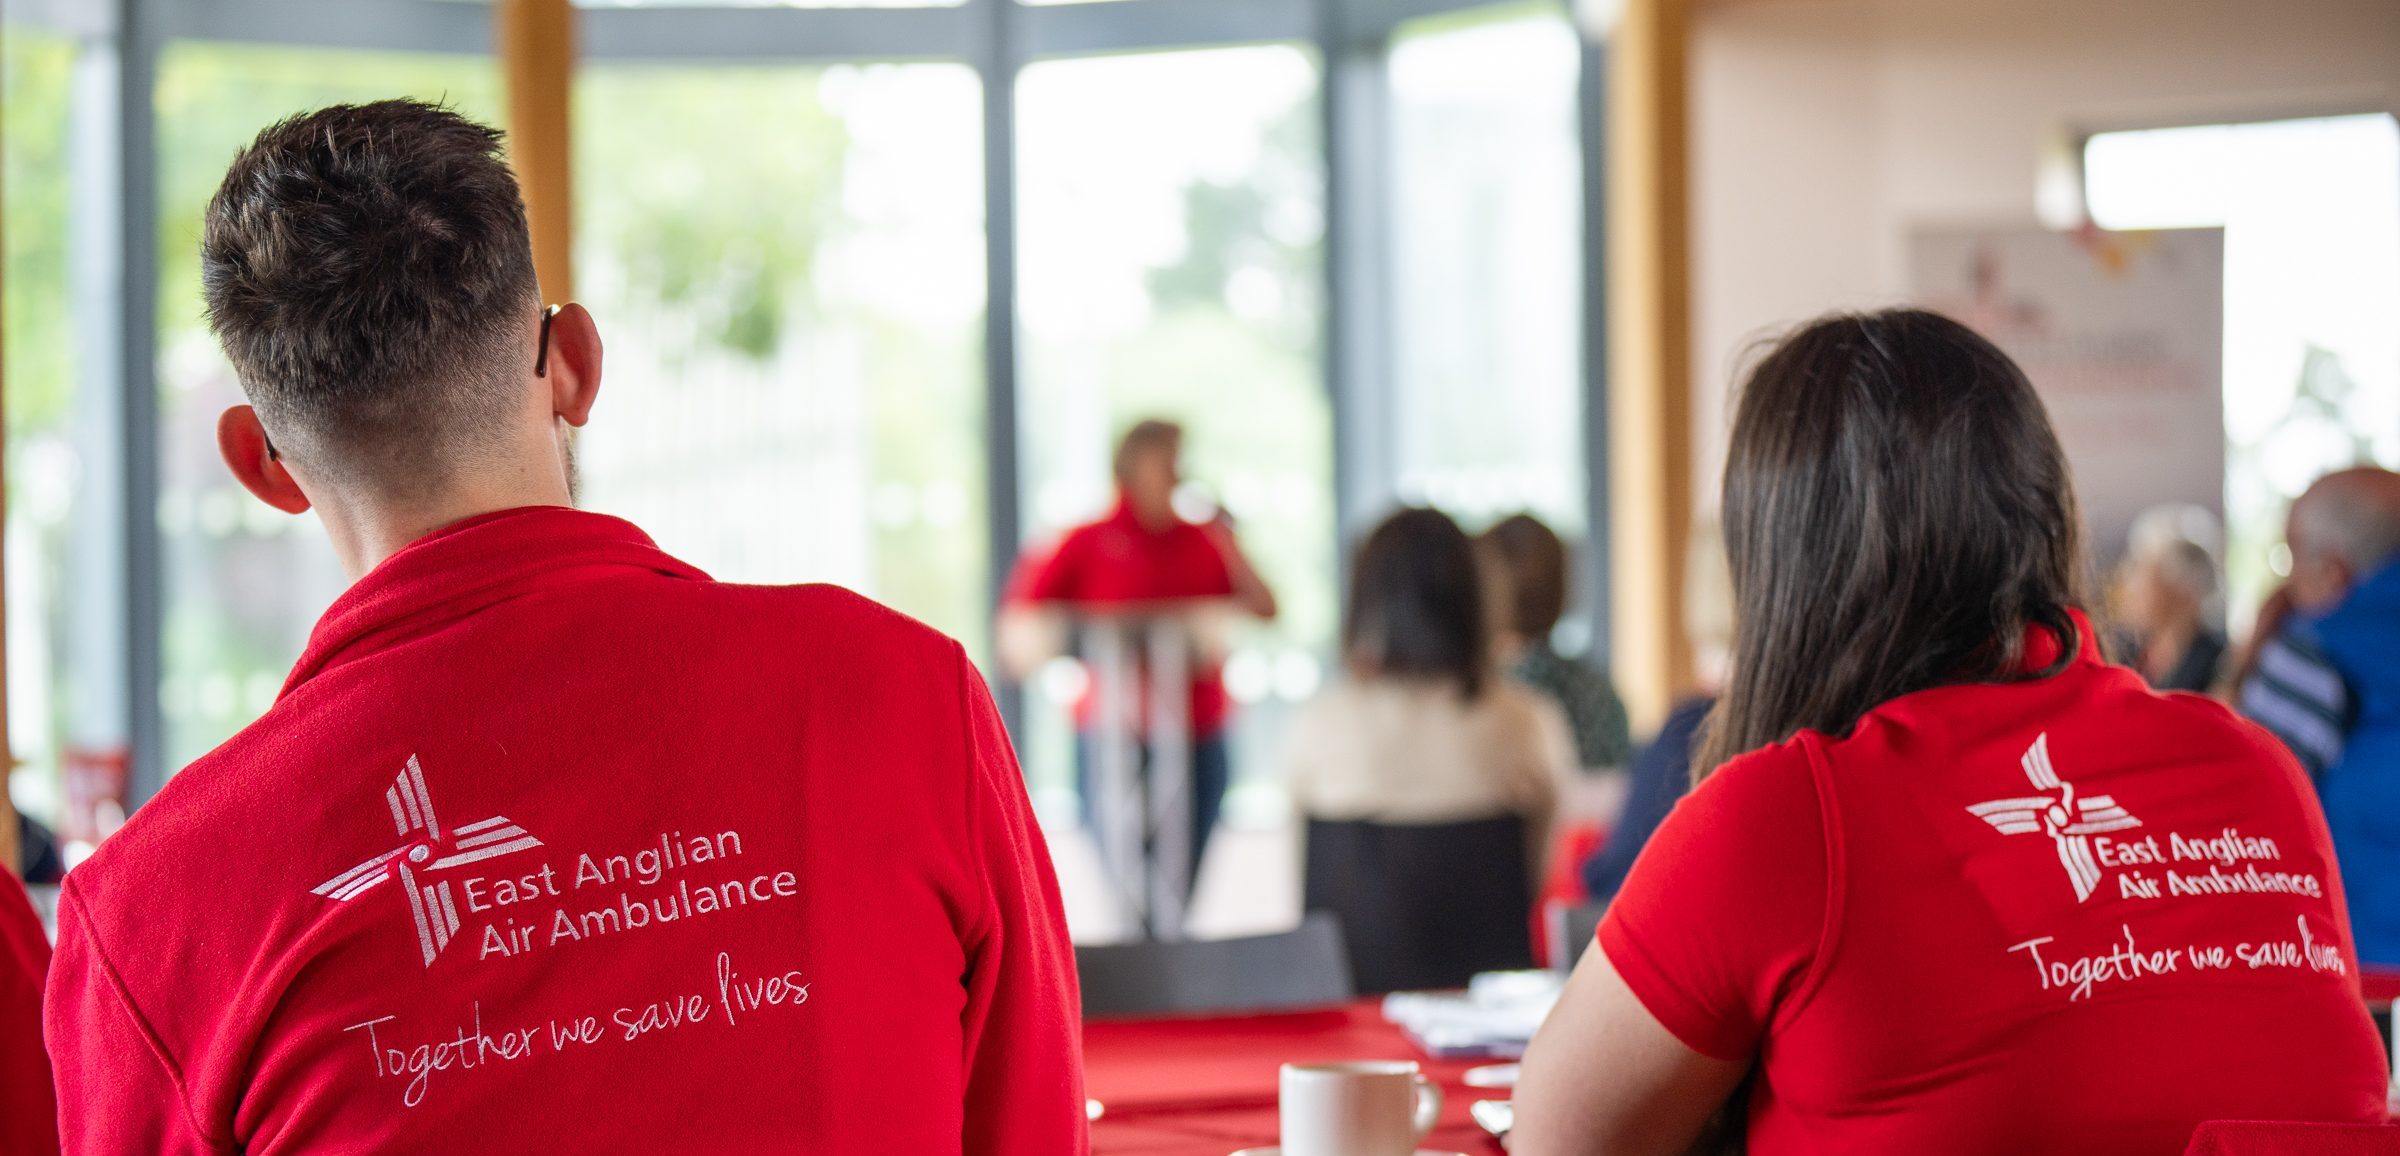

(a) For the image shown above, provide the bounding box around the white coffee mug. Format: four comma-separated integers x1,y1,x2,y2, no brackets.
1279,1060,1444,1156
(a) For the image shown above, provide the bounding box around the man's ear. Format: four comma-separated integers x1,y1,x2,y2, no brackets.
545,303,604,428
2328,557,2359,601
217,406,312,514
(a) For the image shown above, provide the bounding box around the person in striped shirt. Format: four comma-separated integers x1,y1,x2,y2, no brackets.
2237,467,2400,963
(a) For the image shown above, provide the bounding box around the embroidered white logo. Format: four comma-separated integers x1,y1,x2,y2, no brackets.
313,755,544,967
1967,733,2143,902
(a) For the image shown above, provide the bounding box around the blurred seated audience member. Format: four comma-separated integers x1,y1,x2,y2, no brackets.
1579,698,1711,903
1479,514,1631,772
1514,310,2386,1156
1,801,57,1156
44,102,1082,1153
15,812,64,887
2236,466,2400,965
1287,508,1573,991
1580,522,1733,902
996,419,1277,909
2107,503,2227,693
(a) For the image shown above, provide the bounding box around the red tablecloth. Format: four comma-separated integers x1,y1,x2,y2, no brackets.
1085,1001,1505,1154
2361,967,2400,1008
2185,1121,2400,1155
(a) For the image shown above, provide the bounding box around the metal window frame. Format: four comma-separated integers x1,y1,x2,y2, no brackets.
1578,28,1612,671
120,0,164,810
1319,0,1393,552
0,0,1604,798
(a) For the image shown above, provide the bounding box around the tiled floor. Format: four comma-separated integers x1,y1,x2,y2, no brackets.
1048,819,1301,944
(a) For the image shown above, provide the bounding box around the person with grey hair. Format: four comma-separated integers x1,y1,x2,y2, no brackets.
2108,504,2227,692
2238,466,2400,965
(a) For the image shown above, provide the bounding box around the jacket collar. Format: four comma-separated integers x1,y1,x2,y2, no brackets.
280,506,707,697
2313,557,2400,676
2020,608,2103,676
2327,556,2400,623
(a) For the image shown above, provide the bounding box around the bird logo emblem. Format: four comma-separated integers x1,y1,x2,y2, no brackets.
1967,733,2142,902
312,755,544,967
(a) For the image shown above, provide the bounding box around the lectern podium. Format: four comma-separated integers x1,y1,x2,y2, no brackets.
1074,608,1209,942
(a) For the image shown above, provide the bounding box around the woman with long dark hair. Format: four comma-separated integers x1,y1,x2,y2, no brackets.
1286,507,1574,991
1513,311,2385,1153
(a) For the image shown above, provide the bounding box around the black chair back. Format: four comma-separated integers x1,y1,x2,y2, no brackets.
1304,815,1534,993
1075,912,1356,1018
1545,899,1607,972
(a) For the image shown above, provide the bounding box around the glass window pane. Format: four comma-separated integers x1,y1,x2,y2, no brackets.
425,1,968,7
2084,114,2400,623
573,61,990,653
4,29,79,828
154,43,503,772
1016,45,1332,818
573,1,965,7
1388,5,1586,538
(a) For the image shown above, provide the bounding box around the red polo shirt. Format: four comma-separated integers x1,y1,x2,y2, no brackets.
1601,613,2388,1153
1013,498,1239,738
45,508,1085,1154
1,871,57,1155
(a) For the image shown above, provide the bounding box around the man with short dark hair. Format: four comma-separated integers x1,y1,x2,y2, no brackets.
2239,466,2400,964
45,100,1084,1153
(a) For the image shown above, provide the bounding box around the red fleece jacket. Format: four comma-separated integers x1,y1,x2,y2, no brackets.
2,870,56,1155
44,507,1085,1153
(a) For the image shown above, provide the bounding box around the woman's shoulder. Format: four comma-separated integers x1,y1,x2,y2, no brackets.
1290,676,1450,735
1701,730,1821,801
1817,657,2308,799
1482,676,1559,715
1284,678,1358,733
1626,733,1829,916
1547,652,1623,699
1479,679,1577,735
2147,683,2312,776
1300,675,1424,713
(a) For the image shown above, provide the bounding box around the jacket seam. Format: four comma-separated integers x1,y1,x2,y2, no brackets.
954,642,997,950
63,880,233,1153
1777,734,1847,1028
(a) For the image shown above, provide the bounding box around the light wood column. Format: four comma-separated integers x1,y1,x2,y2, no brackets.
0,17,17,880
1606,0,1695,732
499,0,576,302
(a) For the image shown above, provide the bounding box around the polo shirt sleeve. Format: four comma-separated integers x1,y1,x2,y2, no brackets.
45,881,222,1155
952,649,1088,1154
1596,738,1832,1062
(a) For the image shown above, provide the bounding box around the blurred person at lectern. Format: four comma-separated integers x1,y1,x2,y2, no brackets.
999,420,1278,910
